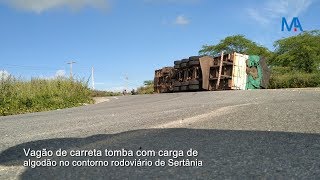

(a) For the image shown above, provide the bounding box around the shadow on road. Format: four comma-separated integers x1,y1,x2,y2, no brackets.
1,128,320,179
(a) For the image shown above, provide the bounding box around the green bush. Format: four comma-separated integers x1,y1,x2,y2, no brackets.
269,70,320,89
91,90,121,97
0,76,93,116
137,84,154,94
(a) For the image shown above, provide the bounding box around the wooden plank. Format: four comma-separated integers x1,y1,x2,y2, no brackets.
199,56,214,90
216,51,224,90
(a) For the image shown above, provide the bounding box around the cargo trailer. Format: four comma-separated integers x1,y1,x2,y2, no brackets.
154,52,270,93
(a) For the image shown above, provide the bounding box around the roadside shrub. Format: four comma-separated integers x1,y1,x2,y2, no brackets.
137,84,154,94
91,90,121,97
269,71,320,89
0,77,93,116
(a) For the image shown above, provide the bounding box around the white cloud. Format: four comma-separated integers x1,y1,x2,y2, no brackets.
55,70,66,77
246,8,270,25
0,70,10,80
174,15,190,25
1,0,108,13
247,0,313,25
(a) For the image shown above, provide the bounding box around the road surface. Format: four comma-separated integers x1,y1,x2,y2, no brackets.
0,89,320,179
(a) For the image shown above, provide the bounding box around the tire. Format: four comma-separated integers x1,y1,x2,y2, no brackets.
189,79,200,85
174,81,181,87
189,84,200,90
189,60,200,66
160,89,166,93
180,85,188,91
181,81,189,86
174,60,181,65
181,59,189,63
189,56,202,61
173,86,180,92
180,63,187,68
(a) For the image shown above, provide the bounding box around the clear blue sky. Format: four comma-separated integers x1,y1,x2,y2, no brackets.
0,0,319,91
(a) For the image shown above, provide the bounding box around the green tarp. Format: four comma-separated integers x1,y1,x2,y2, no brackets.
246,55,263,89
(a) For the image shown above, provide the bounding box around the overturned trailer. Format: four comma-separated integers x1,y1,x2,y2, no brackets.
154,52,270,93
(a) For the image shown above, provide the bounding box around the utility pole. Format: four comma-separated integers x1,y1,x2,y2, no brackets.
67,61,76,79
91,66,95,90
125,74,128,92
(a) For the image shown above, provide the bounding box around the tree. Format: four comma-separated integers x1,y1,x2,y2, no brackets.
143,80,154,86
199,35,272,58
270,30,320,73
137,80,154,94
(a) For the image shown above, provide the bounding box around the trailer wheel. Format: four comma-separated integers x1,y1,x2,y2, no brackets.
189,80,200,85
173,86,180,92
180,85,188,91
189,60,200,66
160,89,166,93
189,84,200,90
181,81,189,86
174,81,181,87
174,60,181,65
180,63,187,68
181,59,189,63
189,56,201,61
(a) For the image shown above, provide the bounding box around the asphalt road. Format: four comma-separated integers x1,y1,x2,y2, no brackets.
0,89,320,179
